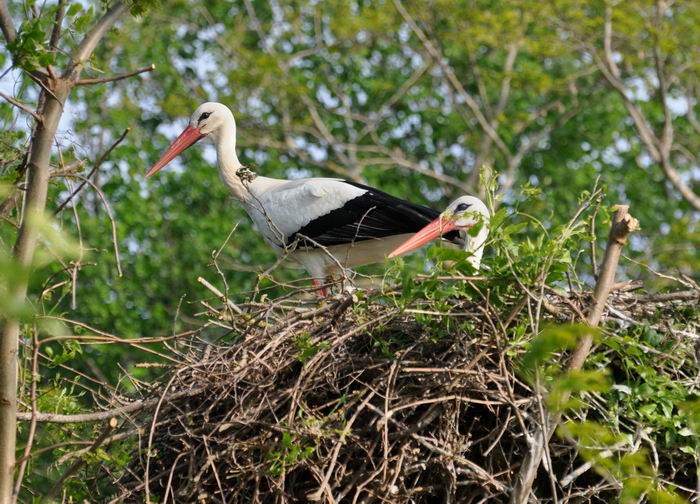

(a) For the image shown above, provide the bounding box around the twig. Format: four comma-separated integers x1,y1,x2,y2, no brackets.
629,290,699,303
58,173,123,276
75,63,155,85
0,91,42,123
53,127,131,214
197,276,243,315
307,391,376,501
16,386,207,423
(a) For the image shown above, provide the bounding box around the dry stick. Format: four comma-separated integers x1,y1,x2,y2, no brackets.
307,391,377,501
16,385,207,423
42,417,118,503
145,374,178,504
630,290,699,303
197,276,243,315
510,205,639,504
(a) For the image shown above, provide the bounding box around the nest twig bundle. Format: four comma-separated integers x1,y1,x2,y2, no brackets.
102,280,698,503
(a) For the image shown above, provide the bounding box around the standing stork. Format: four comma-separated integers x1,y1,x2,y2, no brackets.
147,102,460,294
388,196,490,270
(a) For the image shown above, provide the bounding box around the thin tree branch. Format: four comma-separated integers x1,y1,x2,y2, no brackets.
468,42,520,189
24,71,60,102
603,6,620,79
357,60,432,140
593,14,700,211
48,0,66,51
197,276,243,315
17,386,208,423
657,153,700,210
75,63,155,85
629,290,699,303
60,173,123,276
498,105,579,197
0,91,42,123
495,43,519,115
592,34,661,160
53,127,130,214
653,0,673,156
63,2,129,79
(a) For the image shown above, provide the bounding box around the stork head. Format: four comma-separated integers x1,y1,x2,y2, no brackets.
444,196,490,232
388,195,490,259
146,102,235,177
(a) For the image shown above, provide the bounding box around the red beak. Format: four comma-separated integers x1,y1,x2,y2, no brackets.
388,217,460,258
146,125,205,178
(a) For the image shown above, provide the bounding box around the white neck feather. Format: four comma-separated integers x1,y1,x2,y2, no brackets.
462,225,489,271
211,121,247,201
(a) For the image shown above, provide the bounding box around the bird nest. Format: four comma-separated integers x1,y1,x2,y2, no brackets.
106,279,699,503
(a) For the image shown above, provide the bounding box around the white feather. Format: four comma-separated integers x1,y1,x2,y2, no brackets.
243,177,367,249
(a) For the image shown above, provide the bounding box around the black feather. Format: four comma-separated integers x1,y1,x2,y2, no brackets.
288,181,460,248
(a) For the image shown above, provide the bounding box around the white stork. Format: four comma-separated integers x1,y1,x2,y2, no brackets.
146,102,461,295
388,196,490,270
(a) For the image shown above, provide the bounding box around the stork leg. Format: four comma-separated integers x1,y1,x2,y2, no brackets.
311,278,328,297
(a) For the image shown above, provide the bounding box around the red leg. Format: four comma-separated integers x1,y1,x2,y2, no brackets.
311,278,328,297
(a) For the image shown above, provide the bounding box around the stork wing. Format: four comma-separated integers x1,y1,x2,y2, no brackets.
288,181,458,248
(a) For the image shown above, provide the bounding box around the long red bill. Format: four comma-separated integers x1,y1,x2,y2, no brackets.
388,217,459,258
146,125,205,178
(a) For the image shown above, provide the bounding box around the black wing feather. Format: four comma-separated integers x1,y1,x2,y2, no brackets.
288,181,460,248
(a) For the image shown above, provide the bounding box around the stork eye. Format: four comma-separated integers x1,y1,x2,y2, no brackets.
455,203,471,212
198,112,212,122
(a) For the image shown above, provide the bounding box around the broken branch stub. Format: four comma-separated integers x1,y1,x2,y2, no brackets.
510,204,639,504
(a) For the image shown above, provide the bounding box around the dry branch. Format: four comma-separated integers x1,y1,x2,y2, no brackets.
16,386,208,423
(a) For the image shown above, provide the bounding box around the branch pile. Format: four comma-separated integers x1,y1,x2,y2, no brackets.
106,281,699,503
